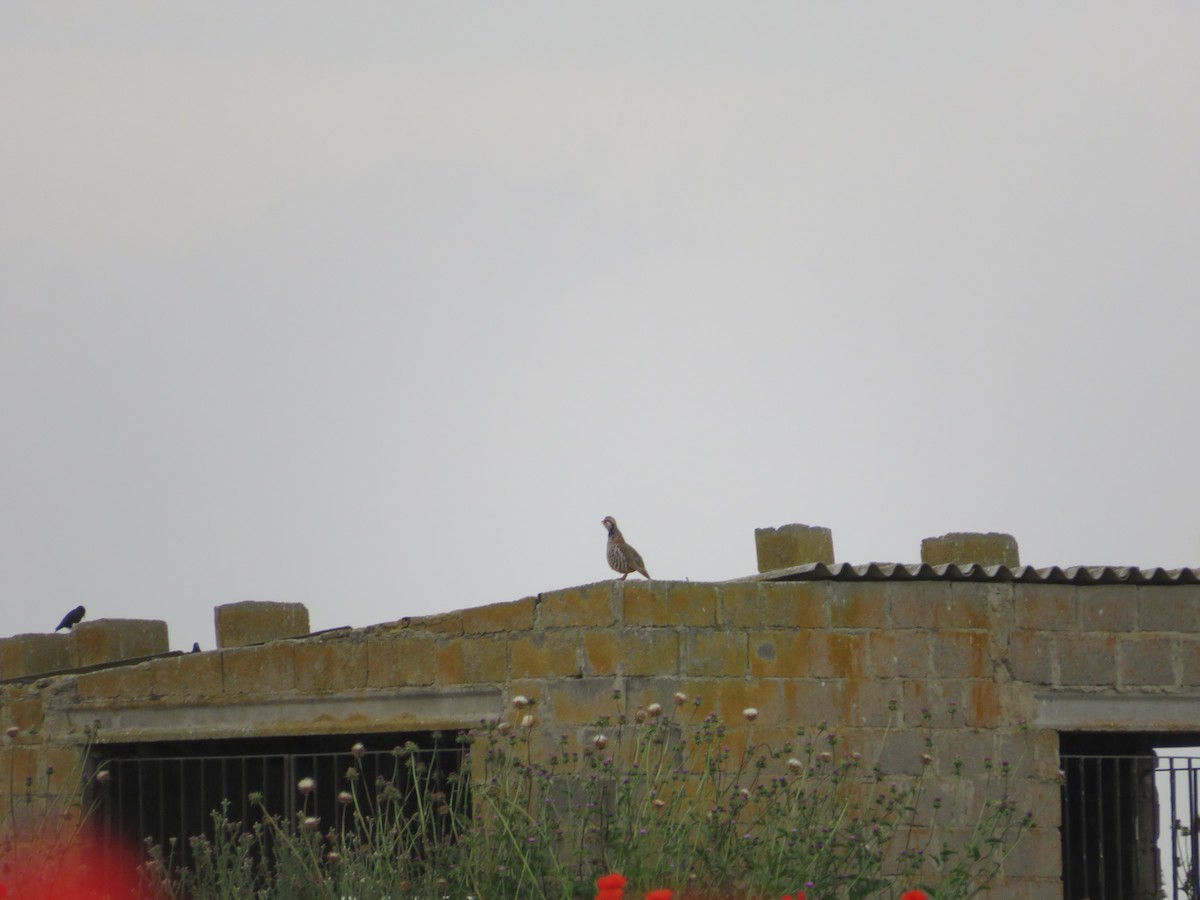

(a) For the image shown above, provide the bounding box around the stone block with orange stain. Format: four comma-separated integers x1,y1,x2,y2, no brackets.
901,679,970,728
760,582,828,628
967,681,1004,727
1,687,45,731
401,611,463,636
932,631,992,678
841,678,904,728
827,583,888,629
620,581,718,627
1013,585,1077,631
1078,584,1139,631
365,634,436,687
681,629,748,677
294,638,368,692
748,630,814,678
921,531,1019,567
1007,631,1054,684
888,581,955,629
1140,586,1200,632
509,631,580,679
214,602,308,649
462,598,534,634
539,583,615,629
435,636,507,685
221,642,297,694
869,630,930,678
582,629,678,677
72,619,169,667
77,665,153,701
0,746,43,786
681,678,783,725
1056,632,1117,686
1119,635,1177,686
721,582,762,628
0,633,73,679
808,631,868,679
754,523,835,572
781,679,844,728
545,677,622,725
147,651,223,698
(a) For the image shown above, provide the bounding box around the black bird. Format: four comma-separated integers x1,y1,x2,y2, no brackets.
55,605,86,632
191,642,201,653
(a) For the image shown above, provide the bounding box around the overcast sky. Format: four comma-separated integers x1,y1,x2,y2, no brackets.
2,3,1198,651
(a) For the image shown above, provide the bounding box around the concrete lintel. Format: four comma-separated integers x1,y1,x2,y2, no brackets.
1036,691,1200,732
69,687,502,742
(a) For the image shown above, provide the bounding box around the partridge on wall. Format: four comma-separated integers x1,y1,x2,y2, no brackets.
602,516,650,580
55,605,86,631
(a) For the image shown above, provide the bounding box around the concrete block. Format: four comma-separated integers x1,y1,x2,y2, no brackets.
808,631,868,679
401,612,463,635
889,582,954,629
684,677,782,725
214,602,308,649
721,582,762,628
1057,632,1117,686
1078,585,1138,631
1181,638,1200,687
754,523,835,572
0,633,73,679
294,638,368,692
539,584,615,629
462,597,535,634
222,642,296,694
1119,636,1177,686
622,581,717,628
1013,585,1077,631
582,629,678,677
1006,631,1054,684
1,688,44,731
749,630,815,678
435,637,508,685
842,679,904,727
681,630,748,677
932,631,992,678
780,679,844,728
1139,586,1200,632
869,630,930,678
546,677,620,725
921,531,1019,567
147,652,223,698
365,635,436,688
760,582,828,628
77,666,152,701
968,682,1004,727
509,632,580,679
72,619,169,667
827,583,888,629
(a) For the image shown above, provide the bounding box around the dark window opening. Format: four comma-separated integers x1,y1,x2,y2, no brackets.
89,731,465,872
1061,732,1200,900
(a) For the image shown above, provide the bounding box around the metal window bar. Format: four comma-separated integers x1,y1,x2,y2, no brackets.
89,743,463,873
1061,753,1200,900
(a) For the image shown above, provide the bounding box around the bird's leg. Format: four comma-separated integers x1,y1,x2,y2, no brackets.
619,573,629,581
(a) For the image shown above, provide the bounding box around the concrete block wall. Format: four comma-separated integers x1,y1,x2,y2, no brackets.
2,526,1197,899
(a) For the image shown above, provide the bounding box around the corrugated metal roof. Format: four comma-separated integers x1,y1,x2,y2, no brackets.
745,562,1200,585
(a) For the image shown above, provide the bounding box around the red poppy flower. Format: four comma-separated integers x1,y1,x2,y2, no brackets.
900,891,930,900
596,872,628,900
645,891,673,900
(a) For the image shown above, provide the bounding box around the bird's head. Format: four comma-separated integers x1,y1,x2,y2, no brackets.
601,516,617,535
